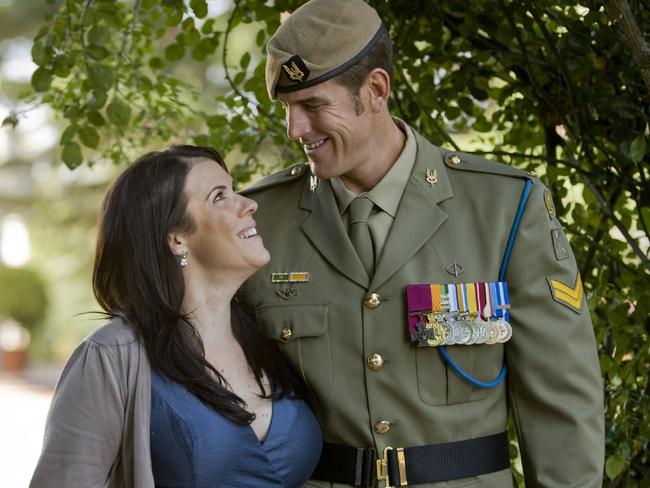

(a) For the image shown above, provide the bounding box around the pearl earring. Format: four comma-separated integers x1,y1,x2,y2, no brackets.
180,252,188,268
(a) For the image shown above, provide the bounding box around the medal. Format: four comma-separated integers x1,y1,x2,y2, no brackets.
406,281,513,347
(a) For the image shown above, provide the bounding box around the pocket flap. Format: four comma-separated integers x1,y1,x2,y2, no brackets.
255,302,329,342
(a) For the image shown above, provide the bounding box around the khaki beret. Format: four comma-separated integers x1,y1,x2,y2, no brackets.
265,0,384,100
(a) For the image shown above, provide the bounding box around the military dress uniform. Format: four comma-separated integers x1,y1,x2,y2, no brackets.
238,126,604,488
239,0,604,486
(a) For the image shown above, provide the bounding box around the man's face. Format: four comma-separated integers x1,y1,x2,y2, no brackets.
278,78,373,182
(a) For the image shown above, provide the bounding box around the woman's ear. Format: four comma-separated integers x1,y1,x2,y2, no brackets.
167,231,187,258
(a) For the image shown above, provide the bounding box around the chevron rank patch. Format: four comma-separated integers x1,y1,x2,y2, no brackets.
547,274,583,313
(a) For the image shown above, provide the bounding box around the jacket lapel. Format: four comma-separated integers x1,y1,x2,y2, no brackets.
371,131,454,289
300,178,370,288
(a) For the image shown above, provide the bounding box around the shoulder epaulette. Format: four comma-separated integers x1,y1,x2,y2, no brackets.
440,148,536,181
241,162,310,195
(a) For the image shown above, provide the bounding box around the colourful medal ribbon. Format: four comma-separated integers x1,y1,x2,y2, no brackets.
482,283,492,320
466,282,478,317
430,284,442,313
448,284,458,313
499,281,511,322
457,283,468,314
489,282,499,319
441,284,450,313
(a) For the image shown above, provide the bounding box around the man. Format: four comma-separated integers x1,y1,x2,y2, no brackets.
238,0,604,486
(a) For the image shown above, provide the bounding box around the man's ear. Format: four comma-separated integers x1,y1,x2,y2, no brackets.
167,231,187,258
365,68,391,113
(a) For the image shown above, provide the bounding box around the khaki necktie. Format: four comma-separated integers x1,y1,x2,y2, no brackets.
348,196,375,276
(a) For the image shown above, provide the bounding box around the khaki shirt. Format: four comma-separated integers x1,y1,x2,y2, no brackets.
331,119,416,260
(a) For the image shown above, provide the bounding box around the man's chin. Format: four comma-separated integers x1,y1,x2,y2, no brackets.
308,161,335,180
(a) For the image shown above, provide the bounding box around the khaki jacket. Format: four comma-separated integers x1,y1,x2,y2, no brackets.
239,128,604,488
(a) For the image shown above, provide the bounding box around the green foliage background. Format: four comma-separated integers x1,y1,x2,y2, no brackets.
8,0,649,484
0,266,48,331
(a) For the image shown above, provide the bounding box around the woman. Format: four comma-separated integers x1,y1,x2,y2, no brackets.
30,146,322,487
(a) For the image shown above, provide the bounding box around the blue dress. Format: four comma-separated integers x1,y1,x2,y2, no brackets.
150,369,322,488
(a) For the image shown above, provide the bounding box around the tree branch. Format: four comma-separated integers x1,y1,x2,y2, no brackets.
222,1,282,129
563,146,650,272
607,0,650,97
393,66,460,151
473,147,649,271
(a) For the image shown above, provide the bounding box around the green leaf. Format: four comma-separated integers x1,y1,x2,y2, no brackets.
88,64,114,91
149,56,164,69
605,454,626,480
190,0,208,18
630,134,646,163
79,126,100,149
201,19,215,35
106,97,131,126
2,114,18,129
31,67,53,92
256,29,266,47
87,110,106,126
60,124,78,145
31,41,48,67
87,90,107,110
445,106,461,120
165,43,185,61
62,142,83,169
87,25,110,47
641,207,650,228
233,72,245,85
164,5,184,27
87,46,110,60
191,39,213,61
240,52,251,70
64,106,82,120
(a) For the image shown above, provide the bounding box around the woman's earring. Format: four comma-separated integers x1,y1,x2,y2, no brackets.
180,252,188,268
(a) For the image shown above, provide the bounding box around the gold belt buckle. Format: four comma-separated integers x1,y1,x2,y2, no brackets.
376,446,408,487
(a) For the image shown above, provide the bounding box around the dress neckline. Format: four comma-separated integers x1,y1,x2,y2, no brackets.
253,398,276,444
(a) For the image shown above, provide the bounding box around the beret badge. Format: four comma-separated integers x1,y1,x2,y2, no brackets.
281,55,310,83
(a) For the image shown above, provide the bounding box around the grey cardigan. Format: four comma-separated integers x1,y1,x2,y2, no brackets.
30,318,155,488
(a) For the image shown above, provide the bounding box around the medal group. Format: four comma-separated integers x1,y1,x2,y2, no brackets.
406,282,512,348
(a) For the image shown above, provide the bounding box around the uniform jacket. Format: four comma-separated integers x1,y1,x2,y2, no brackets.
30,318,156,488
238,127,604,488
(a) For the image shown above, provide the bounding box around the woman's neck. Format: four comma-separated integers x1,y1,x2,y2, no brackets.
181,277,237,346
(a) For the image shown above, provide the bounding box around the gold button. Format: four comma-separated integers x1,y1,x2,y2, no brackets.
448,154,461,165
367,354,384,371
364,293,381,309
374,420,391,434
280,327,292,341
290,165,305,176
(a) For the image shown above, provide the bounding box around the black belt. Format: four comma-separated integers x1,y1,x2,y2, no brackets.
311,431,510,487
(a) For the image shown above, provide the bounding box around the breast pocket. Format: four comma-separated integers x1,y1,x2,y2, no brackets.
416,343,505,406
255,302,333,412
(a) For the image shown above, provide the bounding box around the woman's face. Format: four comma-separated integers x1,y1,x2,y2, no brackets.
178,158,270,280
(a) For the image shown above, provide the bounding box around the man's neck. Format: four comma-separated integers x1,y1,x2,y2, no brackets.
341,116,406,193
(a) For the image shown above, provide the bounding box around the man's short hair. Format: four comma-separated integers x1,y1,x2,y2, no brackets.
334,27,394,96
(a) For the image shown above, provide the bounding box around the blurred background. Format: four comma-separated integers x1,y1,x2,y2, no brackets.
0,1,258,485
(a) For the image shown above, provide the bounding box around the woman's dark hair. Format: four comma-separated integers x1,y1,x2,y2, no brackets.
93,145,305,424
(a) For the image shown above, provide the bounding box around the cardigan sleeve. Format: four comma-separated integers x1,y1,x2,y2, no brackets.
30,338,127,488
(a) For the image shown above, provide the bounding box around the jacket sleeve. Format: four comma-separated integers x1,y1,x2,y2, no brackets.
505,180,604,487
30,339,126,488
